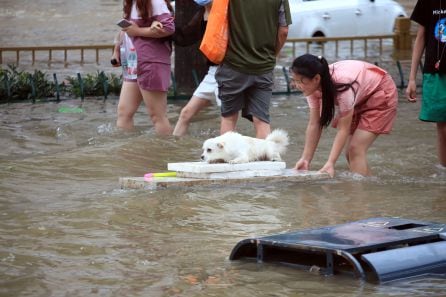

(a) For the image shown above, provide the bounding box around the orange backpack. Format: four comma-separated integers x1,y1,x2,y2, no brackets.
199,0,229,64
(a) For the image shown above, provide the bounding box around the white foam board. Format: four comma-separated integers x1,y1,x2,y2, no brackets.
167,161,286,173
176,169,284,179
119,169,330,190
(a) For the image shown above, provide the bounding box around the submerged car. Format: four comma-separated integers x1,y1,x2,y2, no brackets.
287,0,407,38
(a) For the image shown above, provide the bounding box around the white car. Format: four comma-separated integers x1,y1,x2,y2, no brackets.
287,0,407,38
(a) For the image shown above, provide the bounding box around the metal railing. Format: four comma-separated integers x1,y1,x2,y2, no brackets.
0,45,114,66
0,37,398,67
286,34,396,59
0,34,415,67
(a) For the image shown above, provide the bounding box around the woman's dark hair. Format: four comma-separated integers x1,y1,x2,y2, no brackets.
123,0,173,20
291,54,358,128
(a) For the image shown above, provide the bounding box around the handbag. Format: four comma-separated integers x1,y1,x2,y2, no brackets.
199,0,229,64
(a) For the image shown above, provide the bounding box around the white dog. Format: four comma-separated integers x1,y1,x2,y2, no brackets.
201,129,289,164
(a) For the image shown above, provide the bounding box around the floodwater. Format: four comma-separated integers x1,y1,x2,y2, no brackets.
1,1,446,297
1,93,446,297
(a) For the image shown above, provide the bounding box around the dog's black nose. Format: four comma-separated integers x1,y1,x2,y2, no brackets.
201,155,204,160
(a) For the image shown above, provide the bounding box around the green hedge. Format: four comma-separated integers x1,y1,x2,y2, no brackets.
0,65,122,102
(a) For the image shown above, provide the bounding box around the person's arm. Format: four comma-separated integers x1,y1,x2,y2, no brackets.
319,109,353,177
123,15,175,38
275,26,289,56
275,0,290,56
294,107,322,170
406,25,425,102
111,31,124,65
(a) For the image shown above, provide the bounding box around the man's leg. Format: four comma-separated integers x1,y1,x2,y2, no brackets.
220,112,239,135
253,117,271,139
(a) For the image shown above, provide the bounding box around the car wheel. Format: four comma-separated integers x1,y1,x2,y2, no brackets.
311,31,325,45
312,31,325,38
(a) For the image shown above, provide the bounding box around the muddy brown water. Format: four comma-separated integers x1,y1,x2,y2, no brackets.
1,1,445,296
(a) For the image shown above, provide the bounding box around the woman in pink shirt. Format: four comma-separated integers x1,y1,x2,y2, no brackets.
117,0,174,135
290,54,398,177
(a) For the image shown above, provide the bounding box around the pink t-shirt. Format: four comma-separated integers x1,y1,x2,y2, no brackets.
306,60,387,118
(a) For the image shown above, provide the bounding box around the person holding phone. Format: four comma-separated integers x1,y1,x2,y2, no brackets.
115,0,174,135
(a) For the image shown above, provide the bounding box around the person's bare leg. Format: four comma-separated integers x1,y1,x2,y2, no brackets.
253,116,271,139
220,112,239,135
344,135,353,164
141,89,172,136
116,81,143,130
437,122,446,166
173,97,211,136
347,129,379,176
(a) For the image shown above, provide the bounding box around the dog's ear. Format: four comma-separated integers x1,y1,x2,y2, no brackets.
217,142,225,149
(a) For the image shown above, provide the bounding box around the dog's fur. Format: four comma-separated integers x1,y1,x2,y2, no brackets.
201,129,289,164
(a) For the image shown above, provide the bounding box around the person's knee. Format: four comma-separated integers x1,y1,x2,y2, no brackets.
347,141,365,159
117,103,134,118
179,106,194,122
148,112,160,123
148,110,168,125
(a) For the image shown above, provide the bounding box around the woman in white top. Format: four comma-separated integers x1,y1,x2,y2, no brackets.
115,0,174,135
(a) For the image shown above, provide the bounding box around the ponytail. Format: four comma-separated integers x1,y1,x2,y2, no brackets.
318,56,336,128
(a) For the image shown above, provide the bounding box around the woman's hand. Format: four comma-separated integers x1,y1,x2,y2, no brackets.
294,158,310,171
319,162,335,178
150,21,163,30
405,80,417,102
124,20,167,38
110,51,120,67
122,21,138,37
110,36,122,67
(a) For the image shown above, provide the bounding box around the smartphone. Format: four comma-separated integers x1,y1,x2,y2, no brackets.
117,19,132,28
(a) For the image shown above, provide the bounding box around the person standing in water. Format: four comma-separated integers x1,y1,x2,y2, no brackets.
116,0,174,135
215,0,292,139
406,0,446,167
290,54,398,177
173,0,222,136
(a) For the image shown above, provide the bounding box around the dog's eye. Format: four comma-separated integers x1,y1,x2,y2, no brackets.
207,148,212,153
